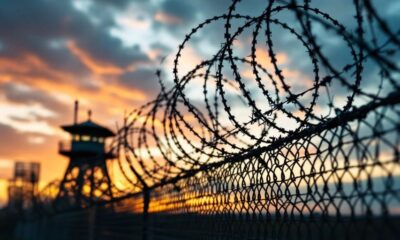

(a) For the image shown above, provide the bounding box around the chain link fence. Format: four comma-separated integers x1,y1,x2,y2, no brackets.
15,0,400,239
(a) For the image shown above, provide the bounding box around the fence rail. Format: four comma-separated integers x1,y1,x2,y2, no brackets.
16,0,400,239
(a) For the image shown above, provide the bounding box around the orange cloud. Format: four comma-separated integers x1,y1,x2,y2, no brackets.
241,48,288,79
147,48,163,60
0,53,47,75
255,47,288,69
0,47,156,198
0,52,148,105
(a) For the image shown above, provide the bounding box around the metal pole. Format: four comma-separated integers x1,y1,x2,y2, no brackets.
142,188,150,240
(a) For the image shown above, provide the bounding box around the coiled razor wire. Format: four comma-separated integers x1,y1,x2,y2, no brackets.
113,0,399,189
32,0,400,239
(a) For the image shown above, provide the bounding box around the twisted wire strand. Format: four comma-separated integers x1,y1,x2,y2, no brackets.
109,0,399,190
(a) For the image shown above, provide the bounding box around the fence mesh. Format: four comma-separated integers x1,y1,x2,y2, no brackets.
16,0,400,239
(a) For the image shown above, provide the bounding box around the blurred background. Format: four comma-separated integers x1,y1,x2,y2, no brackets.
1,0,398,206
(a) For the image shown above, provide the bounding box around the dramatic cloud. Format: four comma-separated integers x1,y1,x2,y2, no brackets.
120,68,160,95
0,0,158,206
0,0,398,207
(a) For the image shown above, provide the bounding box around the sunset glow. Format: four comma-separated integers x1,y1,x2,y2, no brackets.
0,0,399,211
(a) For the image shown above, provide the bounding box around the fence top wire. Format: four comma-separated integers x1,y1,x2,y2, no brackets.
102,0,400,190
35,0,400,226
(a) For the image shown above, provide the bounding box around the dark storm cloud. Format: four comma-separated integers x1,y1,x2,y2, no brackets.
150,42,172,56
0,0,148,73
151,0,201,35
153,0,399,113
91,0,132,9
160,0,196,23
120,68,159,96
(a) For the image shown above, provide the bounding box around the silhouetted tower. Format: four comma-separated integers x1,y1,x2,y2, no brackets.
56,101,115,208
8,161,40,211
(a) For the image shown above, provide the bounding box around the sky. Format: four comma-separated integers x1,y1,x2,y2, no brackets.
0,0,399,206
0,0,246,206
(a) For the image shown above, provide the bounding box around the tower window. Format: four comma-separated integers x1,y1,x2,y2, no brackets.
81,135,91,141
98,138,104,143
73,135,80,141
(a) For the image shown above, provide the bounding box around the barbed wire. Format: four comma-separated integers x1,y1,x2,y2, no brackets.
108,0,399,190
29,0,400,238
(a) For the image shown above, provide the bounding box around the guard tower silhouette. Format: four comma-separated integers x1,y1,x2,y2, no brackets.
56,101,115,208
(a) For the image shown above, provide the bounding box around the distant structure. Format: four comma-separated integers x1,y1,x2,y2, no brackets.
56,101,115,208
8,161,40,211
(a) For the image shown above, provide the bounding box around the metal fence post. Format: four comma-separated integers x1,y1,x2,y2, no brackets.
88,206,96,240
142,188,150,240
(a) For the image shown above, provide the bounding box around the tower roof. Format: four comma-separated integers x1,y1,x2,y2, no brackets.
61,120,115,137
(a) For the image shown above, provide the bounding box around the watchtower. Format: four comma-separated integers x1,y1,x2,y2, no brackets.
56,101,115,208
